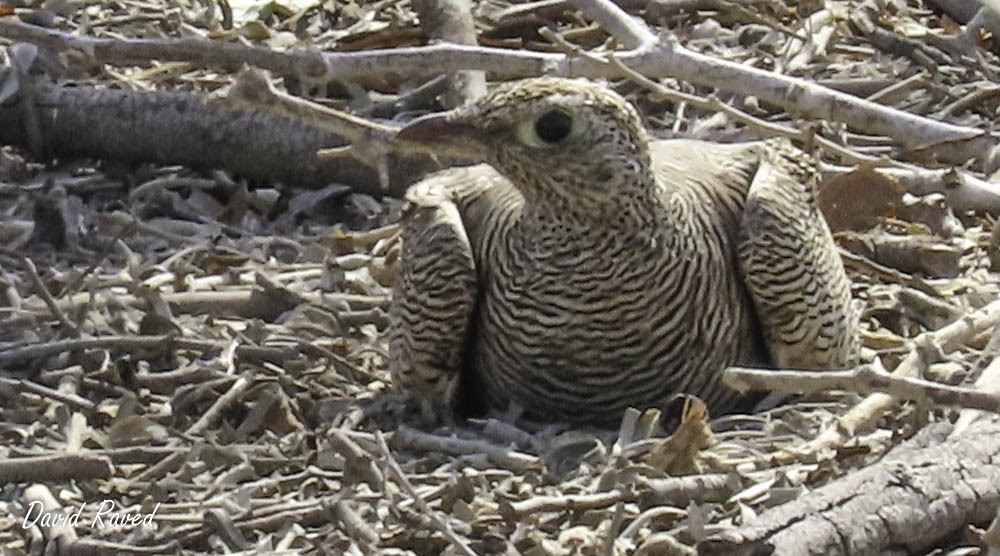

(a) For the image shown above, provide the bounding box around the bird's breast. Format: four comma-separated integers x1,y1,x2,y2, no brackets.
472,227,762,422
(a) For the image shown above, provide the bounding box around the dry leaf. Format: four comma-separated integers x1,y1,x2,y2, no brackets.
647,396,714,475
107,415,169,448
819,165,905,232
939,14,961,34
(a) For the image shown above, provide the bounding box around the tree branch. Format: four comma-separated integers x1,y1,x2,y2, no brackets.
2,11,995,169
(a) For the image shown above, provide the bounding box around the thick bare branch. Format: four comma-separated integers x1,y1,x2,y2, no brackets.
725,364,1000,413
2,15,995,168
569,0,657,50
700,421,1000,555
412,0,486,107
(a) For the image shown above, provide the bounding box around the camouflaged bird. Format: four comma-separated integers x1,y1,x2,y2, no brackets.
389,77,859,424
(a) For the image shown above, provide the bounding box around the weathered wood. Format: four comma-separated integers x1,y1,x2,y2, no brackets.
0,79,437,196
698,421,1000,555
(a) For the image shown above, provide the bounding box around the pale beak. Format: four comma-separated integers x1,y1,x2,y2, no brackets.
394,112,488,161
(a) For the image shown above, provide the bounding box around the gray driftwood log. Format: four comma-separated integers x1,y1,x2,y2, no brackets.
0,77,437,196
698,421,1000,555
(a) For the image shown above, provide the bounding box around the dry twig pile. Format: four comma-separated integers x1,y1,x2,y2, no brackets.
1,0,1000,554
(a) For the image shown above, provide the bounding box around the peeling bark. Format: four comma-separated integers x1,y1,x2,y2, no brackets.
698,421,1000,556
0,79,438,196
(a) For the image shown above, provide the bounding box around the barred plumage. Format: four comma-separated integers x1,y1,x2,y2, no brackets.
389,77,859,424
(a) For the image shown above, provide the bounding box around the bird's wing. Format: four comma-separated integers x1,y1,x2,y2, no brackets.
737,139,860,370
389,165,518,417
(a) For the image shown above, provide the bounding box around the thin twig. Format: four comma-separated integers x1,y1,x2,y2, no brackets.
375,431,477,556
0,335,295,368
0,377,96,412
22,256,79,337
187,371,251,436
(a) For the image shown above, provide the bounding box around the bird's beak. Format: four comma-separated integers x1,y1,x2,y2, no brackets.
394,112,487,161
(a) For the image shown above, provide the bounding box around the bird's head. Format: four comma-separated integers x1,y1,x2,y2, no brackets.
397,78,656,218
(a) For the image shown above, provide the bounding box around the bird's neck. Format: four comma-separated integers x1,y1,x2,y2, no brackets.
518,195,669,254
519,169,666,233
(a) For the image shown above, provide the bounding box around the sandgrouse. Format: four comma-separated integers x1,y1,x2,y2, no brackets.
389,77,859,424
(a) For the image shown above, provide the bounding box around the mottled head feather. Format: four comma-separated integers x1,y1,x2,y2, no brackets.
444,78,657,222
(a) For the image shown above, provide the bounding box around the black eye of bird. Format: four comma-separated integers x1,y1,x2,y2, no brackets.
534,110,573,144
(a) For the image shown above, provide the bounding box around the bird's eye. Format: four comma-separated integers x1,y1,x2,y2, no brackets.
516,109,576,147
535,110,573,143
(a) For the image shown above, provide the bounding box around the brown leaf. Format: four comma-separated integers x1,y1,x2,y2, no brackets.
939,14,961,35
647,395,714,475
976,27,995,50
818,164,905,232
336,26,425,52
107,415,169,448
837,231,963,278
